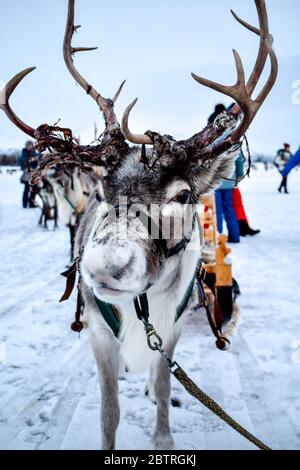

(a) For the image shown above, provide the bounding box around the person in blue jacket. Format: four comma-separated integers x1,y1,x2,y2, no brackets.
215,153,244,243
19,140,40,208
280,146,300,184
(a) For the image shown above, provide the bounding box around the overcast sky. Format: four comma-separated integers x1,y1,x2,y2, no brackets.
0,0,299,154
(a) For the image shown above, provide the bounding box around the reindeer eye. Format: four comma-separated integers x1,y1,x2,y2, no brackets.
95,191,101,202
175,190,190,204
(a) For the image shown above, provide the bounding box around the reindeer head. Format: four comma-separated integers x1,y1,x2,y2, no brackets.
0,0,277,302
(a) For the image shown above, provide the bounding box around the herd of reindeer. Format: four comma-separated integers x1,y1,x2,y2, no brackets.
1,163,100,260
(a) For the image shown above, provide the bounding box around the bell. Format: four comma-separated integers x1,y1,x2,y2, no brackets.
215,336,230,351
71,320,83,333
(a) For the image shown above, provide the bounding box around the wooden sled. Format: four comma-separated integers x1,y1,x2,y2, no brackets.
199,194,240,349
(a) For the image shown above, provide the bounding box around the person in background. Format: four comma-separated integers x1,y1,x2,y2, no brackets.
280,146,300,183
232,187,260,236
208,103,259,240
215,154,244,243
208,103,226,124
19,140,40,208
274,143,292,193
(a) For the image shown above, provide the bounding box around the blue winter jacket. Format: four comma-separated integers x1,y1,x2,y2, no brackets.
281,146,300,177
217,153,244,190
19,148,40,170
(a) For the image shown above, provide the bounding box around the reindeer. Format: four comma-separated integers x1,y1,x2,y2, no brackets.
46,164,97,260
0,0,277,450
37,177,58,230
35,165,96,256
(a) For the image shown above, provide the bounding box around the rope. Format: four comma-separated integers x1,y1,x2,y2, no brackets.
172,365,271,451
137,275,272,451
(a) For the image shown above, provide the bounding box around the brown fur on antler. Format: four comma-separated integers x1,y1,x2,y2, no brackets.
30,128,129,185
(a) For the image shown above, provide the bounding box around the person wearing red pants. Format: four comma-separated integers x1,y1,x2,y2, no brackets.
232,187,260,236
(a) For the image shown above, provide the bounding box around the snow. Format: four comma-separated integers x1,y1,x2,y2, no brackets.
0,165,300,450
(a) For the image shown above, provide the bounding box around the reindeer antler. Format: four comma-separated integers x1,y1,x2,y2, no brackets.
0,0,129,181
0,68,76,155
192,0,277,146
0,67,37,138
231,0,273,96
1,0,277,180
122,98,152,145
63,0,125,132
122,0,278,159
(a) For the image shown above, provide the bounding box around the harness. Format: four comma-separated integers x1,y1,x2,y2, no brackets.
63,194,87,217
60,212,228,348
60,212,199,334
91,273,196,339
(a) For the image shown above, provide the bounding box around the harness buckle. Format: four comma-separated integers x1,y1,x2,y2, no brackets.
144,322,163,351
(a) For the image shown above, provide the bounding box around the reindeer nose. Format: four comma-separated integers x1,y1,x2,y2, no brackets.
82,240,142,287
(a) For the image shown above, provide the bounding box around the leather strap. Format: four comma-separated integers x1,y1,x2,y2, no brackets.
60,255,84,333
175,273,196,322
197,266,230,350
60,260,78,302
94,297,120,337
71,289,84,333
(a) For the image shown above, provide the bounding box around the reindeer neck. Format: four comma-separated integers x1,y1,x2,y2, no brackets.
117,226,200,316
149,230,199,303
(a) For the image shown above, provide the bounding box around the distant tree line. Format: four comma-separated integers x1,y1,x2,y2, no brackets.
0,150,20,166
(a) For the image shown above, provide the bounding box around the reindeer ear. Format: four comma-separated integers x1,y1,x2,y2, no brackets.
193,150,239,196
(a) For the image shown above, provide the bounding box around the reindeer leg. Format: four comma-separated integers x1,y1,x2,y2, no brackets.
38,211,43,226
89,316,120,450
150,336,178,450
54,205,58,230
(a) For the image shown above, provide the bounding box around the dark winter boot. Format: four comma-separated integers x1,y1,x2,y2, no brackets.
279,177,288,193
238,220,260,237
227,237,240,243
247,227,261,236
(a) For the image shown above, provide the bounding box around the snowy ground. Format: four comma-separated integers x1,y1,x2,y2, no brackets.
0,165,300,450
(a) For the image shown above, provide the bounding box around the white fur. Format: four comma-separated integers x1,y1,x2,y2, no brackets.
82,239,147,299
50,169,89,226
164,180,190,201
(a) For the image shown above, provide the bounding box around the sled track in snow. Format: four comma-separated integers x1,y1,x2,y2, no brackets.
201,357,255,450
0,275,63,318
0,335,90,449
233,334,298,450
36,354,95,450
1,235,56,262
